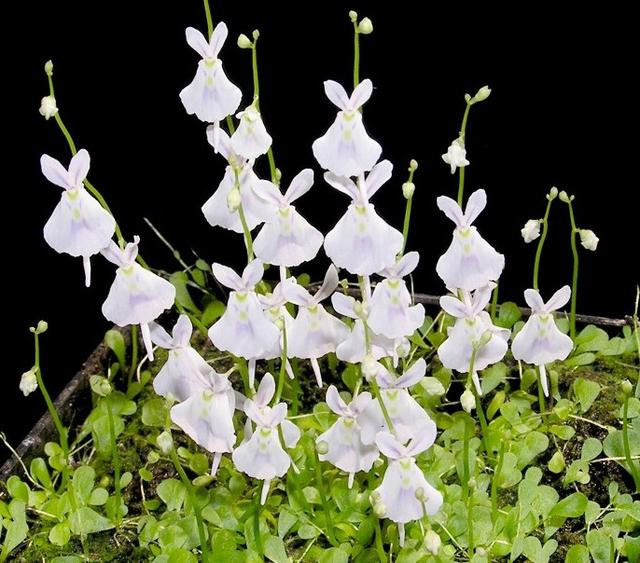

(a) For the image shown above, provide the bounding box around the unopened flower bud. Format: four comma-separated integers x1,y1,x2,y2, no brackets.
156,431,173,454
361,354,378,381
237,34,253,49
274,168,282,183
274,316,284,331
19,369,38,396
548,186,558,200
373,502,386,518
316,440,329,455
358,17,373,34
421,377,446,396
521,219,541,243
414,487,425,500
424,529,441,555
252,29,260,40
477,330,493,348
464,93,472,103
227,187,241,212
476,547,487,557
402,181,415,200
44,60,54,76
353,301,365,318
39,95,58,120
621,379,633,395
90,375,112,397
468,477,477,489
559,190,570,203
373,457,384,468
460,388,475,413
409,159,418,172
471,85,491,103
370,491,381,504
579,229,599,251
30,320,49,334
349,10,358,22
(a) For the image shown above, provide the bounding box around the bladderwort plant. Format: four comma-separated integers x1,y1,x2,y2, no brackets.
2,2,639,562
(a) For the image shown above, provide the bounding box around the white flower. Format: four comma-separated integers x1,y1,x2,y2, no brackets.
19,369,38,396
323,161,404,276
437,284,510,395
179,23,242,124
156,431,173,454
511,286,574,396
39,96,58,120
373,432,442,536
170,369,238,475
282,266,348,386
253,169,324,267
312,79,382,177
40,150,116,287
441,138,469,174
436,189,505,291
367,252,425,339
579,229,599,251
208,260,280,378
316,386,379,487
359,359,436,445
201,129,279,233
230,102,272,159
460,388,476,413
232,373,300,503
149,315,213,402
101,237,176,361
521,219,541,243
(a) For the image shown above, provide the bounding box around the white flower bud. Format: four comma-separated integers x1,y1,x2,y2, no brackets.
39,96,58,120
622,379,633,395
156,431,173,454
558,190,570,203
316,440,329,455
468,477,477,489
373,502,386,518
421,377,446,396
460,388,475,413
402,181,415,200
227,187,242,212
44,60,54,76
521,219,541,243
471,85,491,103
464,93,472,103
547,186,558,200
237,34,253,49
274,168,282,183
30,320,49,334
353,301,365,318
579,229,599,251
90,375,112,397
424,529,441,555
358,17,373,34
349,10,358,22
252,29,260,40
414,487,425,500
409,159,418,172
19,369,38,396
476,547,487,557
370,491,381,504
373,457,384,468
361,354,378,381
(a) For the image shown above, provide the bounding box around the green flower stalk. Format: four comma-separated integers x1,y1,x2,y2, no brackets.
401,159,418,254
529,187,558,290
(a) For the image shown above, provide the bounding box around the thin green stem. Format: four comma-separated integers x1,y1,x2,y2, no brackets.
251,42,260,105
456,103,472,206
313,446,337,546
253,491,263,555
533,196,555,290
467,482,474,559
170,446,211,562
370,379,395,434
633,287,640,398
202,0,213,38
237,204,254,260
490,283,499,321
623,395,640,491
373,516,387,563
267,148,277,184
475,394,489,453
225,114,236,134
105,398,122,525
353,23,360,88
274,323,288,404
128,324,138,388
462,417,472,552
537,366,546,420
491,442,505,524
401,166,416,253
566,200,579,340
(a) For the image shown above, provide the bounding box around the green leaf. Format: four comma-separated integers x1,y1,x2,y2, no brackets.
603,427,640,478
580,438,602,461
564,460,591,486
566,352,597,367
514,431,549,469
264,535,288,563
341,364,360,393
170,271,201,314
6,476,29,502
72,466,96,504
548,492,588,519
139,468,153,482
318,547,349,563
550,424,576,441
104,328,126,368
142,398,169,427
157,479,186,512
565,544,590,563
355,517,375,547
572,378,601,413
51,557,83,563
548,451,565,473
89,488,108,506
201,300,226,327
586,529,613,563
480,362,507,394
49,521,71,546
277,508,297,539
303,486,321,504
3,500,28,552
575,325,609,353
30,457,52,488
601,336,629,356
298,523,319,539
496,301,522,329
69,506,114,535
119,471,133,489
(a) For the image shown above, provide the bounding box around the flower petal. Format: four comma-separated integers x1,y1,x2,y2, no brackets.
185,27,209,58
323,80,350,110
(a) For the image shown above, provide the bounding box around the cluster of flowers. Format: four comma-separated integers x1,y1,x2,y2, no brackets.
33,17,581,543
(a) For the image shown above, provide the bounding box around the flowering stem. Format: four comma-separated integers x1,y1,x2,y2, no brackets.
532,196,555,290
566,199,579,340
128,324,139,388
105,398,122,525
633,287,640,398
274,323,288,404
456,102,472,207
253,491,263,555
352,22,360,88
169,444,211,562
401,165,416,253
461,417,473,543
490,283,499,322
313,445,338,546
373,516,387,563
537,365,546,419
370,379,395,435
622,394,640,491
468,346,489,454
237,204,254,261
251,40,260,104
202,0,213,38
491,441,505,523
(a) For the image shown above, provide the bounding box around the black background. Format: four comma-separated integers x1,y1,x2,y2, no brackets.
2,1,637,449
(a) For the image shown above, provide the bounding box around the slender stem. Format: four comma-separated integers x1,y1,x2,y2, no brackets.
170,446,211,562
373,516,387,563
353,23,360,88
401,166,416,253
633,287,640,398
490,283,499,322
491,442,505,524
566,200,579,340
235,357,251,396
237,203,254,260
267,148,277,184
623,395,640,491
532,197,555,290
251,42,260,105
537,366,546,420
274,323,288,404
128,324,138,388
370,379,395,434
253,491,263,555
467,481,474,559
313,446,337,546
457,103,472,206
475,394,489,453
105,398,122,525
202,0,213,38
